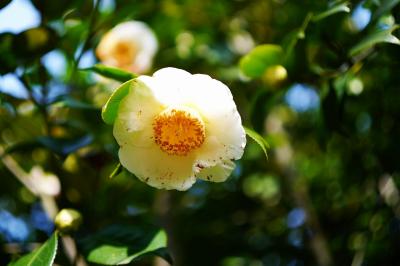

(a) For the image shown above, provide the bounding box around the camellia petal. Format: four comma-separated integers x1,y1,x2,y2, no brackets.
138,68,246,165
96,21,158,74
137,68,192,106
111,67,246,190
28,166,61,196
119,144,197,191
113,80,163,136
196,160,236,182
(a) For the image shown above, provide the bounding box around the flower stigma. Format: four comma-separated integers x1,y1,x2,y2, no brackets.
153,106,206,156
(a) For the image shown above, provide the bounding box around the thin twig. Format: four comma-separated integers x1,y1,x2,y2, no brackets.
0,146,38,195
73,0,102,72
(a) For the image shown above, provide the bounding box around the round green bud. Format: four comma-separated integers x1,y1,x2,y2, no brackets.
54,208,82,233
262,65,288,88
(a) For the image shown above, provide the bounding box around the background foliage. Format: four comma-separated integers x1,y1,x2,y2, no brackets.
1,0,400,265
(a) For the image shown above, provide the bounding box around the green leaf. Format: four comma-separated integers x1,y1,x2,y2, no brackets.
244,126,269,159
0,100,16,116
83,64,137,82
102,79,134,125
31,0,83,21
239,44,284,78
80,224,170,265
312,2,350,22
13,27,58,61
5,135,94,157
53,96,98,110
0,32,17,74
349,25,400,56
239,55,267,78
9,233,58,266
3,141,40,156
372,0,400,22
37,135,94,156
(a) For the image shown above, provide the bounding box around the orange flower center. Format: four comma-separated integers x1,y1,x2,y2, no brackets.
112,41,138,67
153,107,205,156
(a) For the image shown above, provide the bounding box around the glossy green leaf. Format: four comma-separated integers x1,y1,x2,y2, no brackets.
81,224,170,265
244,126,269,159
239,55,267,78
349,25,400,56
83,64,137,82
9,233,58,266
312,2,350,22
239,44,284,78
102,79,134,125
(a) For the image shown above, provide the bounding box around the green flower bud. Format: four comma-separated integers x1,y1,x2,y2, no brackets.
262,65,288,88
54,208,82,233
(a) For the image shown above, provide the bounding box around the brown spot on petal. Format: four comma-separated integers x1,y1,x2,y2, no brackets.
196,163,205,170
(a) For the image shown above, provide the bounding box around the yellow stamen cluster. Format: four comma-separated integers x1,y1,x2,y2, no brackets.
112,41,137,67
153,108,205,156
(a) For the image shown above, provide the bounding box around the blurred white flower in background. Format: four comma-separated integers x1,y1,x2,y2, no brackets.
96,21,158,74
228,30,255,55
28,166,61,196
112,67,246,190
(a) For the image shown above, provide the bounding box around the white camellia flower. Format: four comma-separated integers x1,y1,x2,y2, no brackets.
111,67,246,190
96,21,158,74
28,166,61,196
